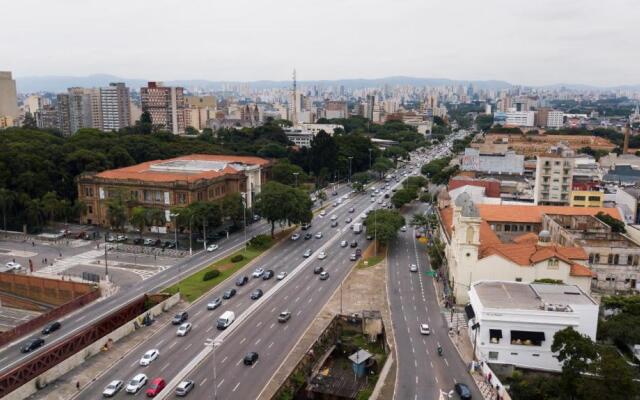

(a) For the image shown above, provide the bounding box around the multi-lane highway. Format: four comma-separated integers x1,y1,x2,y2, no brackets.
75,177,404,399
0,185,355,376
388,202,481,400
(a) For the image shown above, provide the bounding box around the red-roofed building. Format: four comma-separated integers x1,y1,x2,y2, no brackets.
77,154,273,228
448,177,501,198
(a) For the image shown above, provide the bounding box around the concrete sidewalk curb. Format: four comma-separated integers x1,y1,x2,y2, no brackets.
370,354,394,400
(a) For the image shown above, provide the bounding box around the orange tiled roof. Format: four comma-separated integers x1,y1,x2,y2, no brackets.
481,243,586,266
95,154,269,183
477,204,621,223
512,232,539,244
571,263,594,277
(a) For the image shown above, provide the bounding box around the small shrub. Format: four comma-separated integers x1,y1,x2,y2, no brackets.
202,269,220,281
230,254,244,263
249,234,272,249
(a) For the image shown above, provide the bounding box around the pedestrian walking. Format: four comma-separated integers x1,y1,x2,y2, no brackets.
76,381,80,391
32,241,35,247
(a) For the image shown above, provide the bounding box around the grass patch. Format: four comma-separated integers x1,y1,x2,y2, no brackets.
357,255,384,269
164,234,278,302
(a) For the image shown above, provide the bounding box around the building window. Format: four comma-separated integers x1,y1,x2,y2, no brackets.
490,329,503,344
608,254,613,264
154,191,162,202
130,190,138,201
144,190,152,202
176,192,187,204
515,277,522,282
510,352,519,356
614,254,619,265
594,254,600,263
488,351,499,360
526,225,532,232
588,196,600,201
88,205,93,214
548,259,559,269
511,330,545,346
589,253,595,264
504,225,511,232
532,354,540,357
574,196,586,201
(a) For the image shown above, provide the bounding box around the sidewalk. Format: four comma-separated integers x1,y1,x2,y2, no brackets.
258,250,396,400
432,277,497,400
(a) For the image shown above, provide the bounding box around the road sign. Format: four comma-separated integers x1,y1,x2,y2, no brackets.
425,270,437,277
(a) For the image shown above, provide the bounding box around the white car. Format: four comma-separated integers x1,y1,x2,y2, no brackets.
410,264,418,272
143,238,154,246
276,271,287,280
419,323,431,335
320,210,327,216
139,349,159,366
5,261,21,271
252,267,265,278
102,380,124,397
206,244,219,252
315,232,323,239
125,373,148,393
317,251,327,260
291,233,300,241
176,322,192,336
401,226,407,232
340,240,348,247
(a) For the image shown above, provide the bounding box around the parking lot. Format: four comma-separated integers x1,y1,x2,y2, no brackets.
0,306,41,332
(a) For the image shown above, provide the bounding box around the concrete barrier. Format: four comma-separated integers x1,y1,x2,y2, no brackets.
4,292,180,400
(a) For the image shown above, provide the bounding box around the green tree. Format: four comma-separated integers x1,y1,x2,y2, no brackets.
410,213,429,232
271,160,307,186
256,182,313,237
41,191,62,224
309,131,338,178
576,349,638,400
146,208,165,240
551,327,598,399
372,157,393,178
596,212,626,233
185,126,199,136
391,188,417,208
106,196,127,233
0,188,15,233
476,114,494,131
364,209,405,248
317,190,327,205
22,112,37,129
129,206,149,238
221,192,246,228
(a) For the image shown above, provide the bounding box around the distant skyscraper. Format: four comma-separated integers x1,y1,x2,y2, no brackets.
100,83,131,131
141,82,186,134
0,71,18,119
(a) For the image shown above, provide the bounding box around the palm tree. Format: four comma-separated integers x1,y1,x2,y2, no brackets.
107,198,127,233
0,188,15,235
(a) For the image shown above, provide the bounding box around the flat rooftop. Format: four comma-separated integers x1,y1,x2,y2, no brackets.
473,281,596,311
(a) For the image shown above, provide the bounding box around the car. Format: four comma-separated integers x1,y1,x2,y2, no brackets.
377,199,383,204
176,322,192,336
145,377,166,397
276,271,287,280
102,380,124,397
139,349,160,366
454,383,472,399
319,271,330,280
331,220,338,227
355,248,362,257
401,226,407,232
348,207,355,213
133,238,144,245
252,267,265,278
278,311,292,323
301,223,311,230
320,210,326,216
207,297,222,310
143,238,155,246
291,233,300,241
304,232,313,240
332,202,338,207
223,288,236,299
340,240,348,247
331,191,338,196
206,244,219,252
349,253,357,261
172,311,188,325
236,276,249,286
350,241,358,248
116,234,127,242
317,251,327,260
250,288,263,300
243,352,259,365
175,380,195,397
345,217,352,223
419,323,431,335
5,261,21,271
126,373,148,394
303,249,313,258
41,321,61,335
20,337,44,353
370,198,375,203
366,234,374,240
263,269,274,280
106,235,116,242
315,232,323,239
313,265,324,274
410,264,418,272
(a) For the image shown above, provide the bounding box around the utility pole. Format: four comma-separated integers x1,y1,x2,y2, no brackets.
368,148,372,169
242,193,247,251
103,230,109,281
348,156,353,183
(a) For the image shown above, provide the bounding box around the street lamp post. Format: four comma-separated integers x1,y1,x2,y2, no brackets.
206,339,222,400
348,156,353,183
170,213,180,251
293,172,299,187
368,149,372,169
189,214,195,256
241,193,247,251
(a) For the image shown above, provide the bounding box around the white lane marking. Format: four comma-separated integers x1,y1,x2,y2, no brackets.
161,362,170,372
294,296,300,303
201,377,208,386
296,310,302,316
307,297,313,304
256,321,262,328
185,343,192,350
318,287,323,292
251,360,259,368
416,376,419,384
240,337,246,344
268,342,274,349
435,376,439,384
168,341,177,350
235,359,242,366
269,323,275,329
217,378,224,388
155,339,165,347
271,307,276,313
284,295,288,300
221,356,228,364
193,309,203,318
206,326,213,333
444,358,449,367
414,359,417,367
130,360,138,368
233,382,240,392
430,361,434,368
255,338,262,345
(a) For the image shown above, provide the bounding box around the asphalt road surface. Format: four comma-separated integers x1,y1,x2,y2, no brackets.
388,202,482,400
74,175,410,399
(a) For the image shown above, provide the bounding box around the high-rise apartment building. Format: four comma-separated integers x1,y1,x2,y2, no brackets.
140,82,186,134
35,105,59,130
324,101,348,119
534,144,575,206
99,83,131,131
0,71,19,119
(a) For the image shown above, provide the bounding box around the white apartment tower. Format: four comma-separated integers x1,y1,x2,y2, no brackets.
0,71,19,119
100,83,131,131
534,144,575,205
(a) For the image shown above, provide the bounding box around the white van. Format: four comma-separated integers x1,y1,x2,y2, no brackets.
330,215,337,221
217,311,235,330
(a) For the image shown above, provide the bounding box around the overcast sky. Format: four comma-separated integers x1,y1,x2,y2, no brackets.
2,0,637,86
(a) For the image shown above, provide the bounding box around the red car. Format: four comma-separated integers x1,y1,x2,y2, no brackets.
145,377,166,397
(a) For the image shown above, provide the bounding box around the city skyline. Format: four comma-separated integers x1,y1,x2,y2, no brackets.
2,0,639,87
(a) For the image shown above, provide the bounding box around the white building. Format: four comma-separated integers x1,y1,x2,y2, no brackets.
284,123,343,148
533,145,575,206
0,71,18,119
505,109,535,127
546,110,564,129
99,83,131,131
468,281,598,372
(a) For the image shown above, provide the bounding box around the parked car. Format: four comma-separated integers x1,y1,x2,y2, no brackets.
175,380,195,397
176,322,192,336
41,321,61,335
102,380,124,397
125,373,148,394
172,311,188,325
278,311,292,323
350,253,357,261
207,297,222,310
143,238,155,246
236,276,249,286
250,289,263,300
348,207,355,213
276,271,287,280
5,261,21,271
243,352,259,365
20,337,44,353
331,220,338,227
455,383,472,399
263,269,275,280
355,249,362,257
345,217,352,223
319,271,330,280
206,244,219,252
145,377,166,397
223,288,236,299
133,238,144,245
139,349,160,366
401,226,407,232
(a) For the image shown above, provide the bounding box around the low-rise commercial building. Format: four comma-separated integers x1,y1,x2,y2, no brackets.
461,148,524,175
467,281,598,372
77,154,272,229
569,191,604,207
